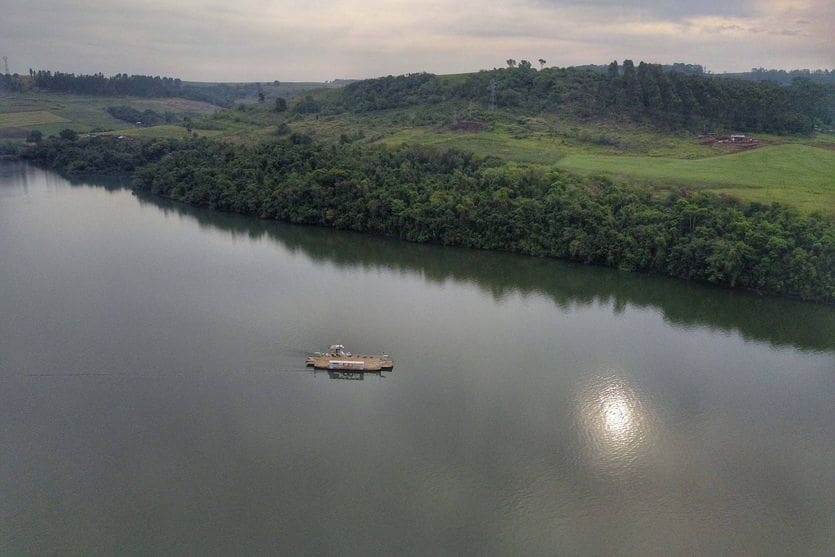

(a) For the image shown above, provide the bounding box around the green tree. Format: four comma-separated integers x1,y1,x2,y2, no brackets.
637,62,662,112
621,60,641,115
274,97,288,112
58,128,78,141
293,95,321,114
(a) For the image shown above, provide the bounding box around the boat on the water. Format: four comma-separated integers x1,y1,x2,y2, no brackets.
306,344,394,371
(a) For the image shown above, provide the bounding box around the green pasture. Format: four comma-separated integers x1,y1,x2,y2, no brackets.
0,92,218,136
557,144,835,215
0,110,68,128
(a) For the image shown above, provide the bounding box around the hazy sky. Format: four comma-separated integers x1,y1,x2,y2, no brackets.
2,0,833,81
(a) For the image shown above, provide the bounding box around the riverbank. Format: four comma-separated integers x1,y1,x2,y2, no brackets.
20,135,835,304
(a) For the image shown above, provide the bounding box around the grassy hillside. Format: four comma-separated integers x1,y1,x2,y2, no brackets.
0,110,69,129
0,91,219,137
281,105,835,215
557,144,835,214
3,74,834,216
0,78,339,137
314,65,834,135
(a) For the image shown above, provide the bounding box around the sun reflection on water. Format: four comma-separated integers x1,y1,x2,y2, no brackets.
577,373,653,470
601,387,634,438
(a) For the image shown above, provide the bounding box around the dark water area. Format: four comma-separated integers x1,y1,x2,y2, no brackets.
1,162,833,555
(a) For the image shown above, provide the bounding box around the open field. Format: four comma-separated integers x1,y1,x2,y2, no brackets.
0,92,219,136
286,107,727,165
356,115,834,214
380,128,570,164
557,144,835,215
0,110,68,128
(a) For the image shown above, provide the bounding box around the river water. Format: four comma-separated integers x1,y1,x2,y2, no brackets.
1,162,833,555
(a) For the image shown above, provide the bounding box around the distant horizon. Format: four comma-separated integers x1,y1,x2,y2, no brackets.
12,61,835,85
3,0,832,82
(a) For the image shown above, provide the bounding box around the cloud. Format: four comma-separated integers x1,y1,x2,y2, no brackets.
0,0,832,81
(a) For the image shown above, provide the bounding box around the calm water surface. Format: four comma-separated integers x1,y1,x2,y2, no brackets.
1,162,833,555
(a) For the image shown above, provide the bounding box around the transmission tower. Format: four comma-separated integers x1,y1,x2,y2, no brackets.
488,80,496,112
2,57,8,75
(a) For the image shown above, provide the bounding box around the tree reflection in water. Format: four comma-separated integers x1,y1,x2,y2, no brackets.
129,189,835,354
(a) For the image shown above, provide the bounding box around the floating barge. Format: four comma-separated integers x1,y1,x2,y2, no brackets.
306,344,394,371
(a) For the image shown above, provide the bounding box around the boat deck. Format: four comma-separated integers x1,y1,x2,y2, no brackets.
306,354,394,371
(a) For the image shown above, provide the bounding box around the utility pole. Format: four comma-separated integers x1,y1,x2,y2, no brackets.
488,80,496,112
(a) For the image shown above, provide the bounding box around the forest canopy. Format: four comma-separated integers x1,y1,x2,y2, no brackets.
324,62,834,134
5,70,268,107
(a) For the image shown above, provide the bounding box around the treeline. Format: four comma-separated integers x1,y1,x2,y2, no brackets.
589,60,831,133
323,62,834,134
570,62,705,76
0,73,25,92
22,136,835,303
333,73,445,112
724,68,835,85
32,71,184,97
21,135,179,174
26,70,265,107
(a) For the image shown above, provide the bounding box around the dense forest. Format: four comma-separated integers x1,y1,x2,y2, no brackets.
22,135,835,303
0,71,268,107
321,61,834,134
32,71,185,97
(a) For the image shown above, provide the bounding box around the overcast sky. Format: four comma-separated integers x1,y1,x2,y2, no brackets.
2,0,833,82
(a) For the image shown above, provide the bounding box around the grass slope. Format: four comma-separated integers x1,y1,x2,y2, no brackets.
0,92,219,136
557,145,835,215
0,110,68,128
3,89,833,215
